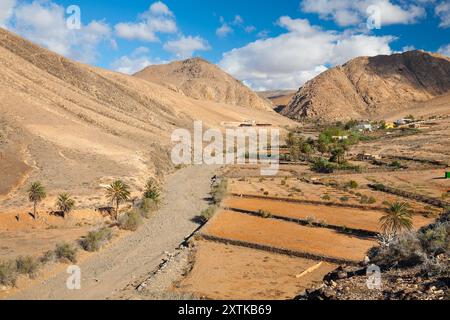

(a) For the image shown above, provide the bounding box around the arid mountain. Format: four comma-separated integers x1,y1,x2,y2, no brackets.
0,28,291,206
134,58,273,111
282,51,450,122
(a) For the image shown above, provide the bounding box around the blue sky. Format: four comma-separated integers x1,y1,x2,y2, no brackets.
1,0,450,90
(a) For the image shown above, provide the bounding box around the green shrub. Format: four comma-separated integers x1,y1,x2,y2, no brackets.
119,210,142,231
368,196,377,204
418,222,449,256
55,242,78,263
345,180,359,189
200,206,217,223
322,195,331,201
80,227,113,252
310,158,335,173
15,256,40,278
263,191,269,196
258,210,272,219
0,261,18,287
340,196,349,202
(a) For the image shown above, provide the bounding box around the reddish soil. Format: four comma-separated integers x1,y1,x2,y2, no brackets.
175,240,337,300
202,211,377,263
223,197,434,233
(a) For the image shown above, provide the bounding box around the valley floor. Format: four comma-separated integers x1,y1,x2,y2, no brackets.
5,165,218,300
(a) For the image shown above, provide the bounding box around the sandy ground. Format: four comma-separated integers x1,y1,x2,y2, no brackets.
175,241,336,300
223,197,434,233
6,164,218,300
202,211,376,263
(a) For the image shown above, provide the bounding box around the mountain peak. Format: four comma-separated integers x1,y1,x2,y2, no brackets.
134,58,273,111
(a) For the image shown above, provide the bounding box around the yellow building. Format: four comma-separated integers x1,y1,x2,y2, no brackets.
385,122,395,129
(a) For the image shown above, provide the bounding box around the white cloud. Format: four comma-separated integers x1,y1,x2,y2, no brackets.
219,17,394,90
0,0,16,27
163,35,210,59
111,47,167,74
216,22,233,37
438,44,450,56
435,2,450,28
115,1,177,42
8,0,111,63
244,25,256,33
216,14,257,37
233,15,244,25
301,0,426,27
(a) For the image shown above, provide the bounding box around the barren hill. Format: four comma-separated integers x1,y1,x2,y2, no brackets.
282,51,450,122
134,58,273,111
0,28,291,206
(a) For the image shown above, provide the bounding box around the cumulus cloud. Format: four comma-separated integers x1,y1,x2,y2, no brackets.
435,2,450,28
0,0,16,27
115,1,177,42
219,17,394,90
301,0,426,27
438,43,450,56
7,0,112,63
216,22,233,38
163,35,210,59
216,14,257,37
111,47,167,74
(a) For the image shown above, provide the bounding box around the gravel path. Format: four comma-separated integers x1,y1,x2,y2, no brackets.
9,165,218,300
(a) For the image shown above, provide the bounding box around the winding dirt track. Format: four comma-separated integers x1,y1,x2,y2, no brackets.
8,165,218,300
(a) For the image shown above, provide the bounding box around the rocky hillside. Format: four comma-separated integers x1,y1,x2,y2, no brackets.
282,51,450,122
0,27,290,204
134,58,273,111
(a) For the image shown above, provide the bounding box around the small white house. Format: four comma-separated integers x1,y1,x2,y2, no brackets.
356,123,373,132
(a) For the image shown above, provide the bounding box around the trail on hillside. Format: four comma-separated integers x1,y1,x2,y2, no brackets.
9,165,218,300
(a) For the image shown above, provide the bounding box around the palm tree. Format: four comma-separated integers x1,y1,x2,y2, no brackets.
379,202,413,236
143,178,160,203
56,193,75,218
106,180,131,220
28,182,46,220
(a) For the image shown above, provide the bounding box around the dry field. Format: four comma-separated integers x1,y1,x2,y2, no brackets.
223,197,434,233
174,241,336,300
201,210,376,263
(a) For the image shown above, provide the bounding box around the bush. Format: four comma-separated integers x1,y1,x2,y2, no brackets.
55,242,78,263
258,210,272,219
345,180,359,189
15,256,40,278
340,196,349,202
0,261,18,287
310,158,335,173
322,195,331,201
211,180,228,205
118,210,142,231
369,232,424,268
40,251,55,264
200,206,217,223
139,198,159,218
80,227,113,252
418,222,449,256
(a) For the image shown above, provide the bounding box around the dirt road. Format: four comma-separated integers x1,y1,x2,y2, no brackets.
8,165,218,300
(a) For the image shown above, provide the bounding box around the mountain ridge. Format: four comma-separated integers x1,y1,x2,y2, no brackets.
281,50,450,122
